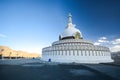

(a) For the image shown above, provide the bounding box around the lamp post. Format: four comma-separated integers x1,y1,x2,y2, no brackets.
9,52,12,59
16,53,18,59
0,49,4,59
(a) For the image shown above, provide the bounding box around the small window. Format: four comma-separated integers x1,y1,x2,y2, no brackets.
96,53,97,56
85,53,87,56
58,51,60,55
81,53,83,56
65,52,67,55
69,53,71,55
89,53,90,56
92,53,94,56
61,52,63,55
77,53,79,56
73,53,75,56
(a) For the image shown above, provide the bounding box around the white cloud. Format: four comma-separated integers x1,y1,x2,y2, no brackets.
0,33,6,38
94,42,101,45
98,39,106,43
98,37,109,43
110,45,120,52
100,37,107,40
111,38,120,44
94,36,120,52
109,38,120,52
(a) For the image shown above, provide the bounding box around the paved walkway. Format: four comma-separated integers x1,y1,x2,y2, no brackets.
0,59,41,65
83,64,120,80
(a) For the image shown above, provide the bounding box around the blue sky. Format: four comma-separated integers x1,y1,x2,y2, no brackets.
0,0,120,53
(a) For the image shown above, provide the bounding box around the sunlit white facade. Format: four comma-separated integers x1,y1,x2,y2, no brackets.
42,14,113,63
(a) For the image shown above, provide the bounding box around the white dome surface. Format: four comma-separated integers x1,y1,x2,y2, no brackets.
61,27,82,38
60,13,82,39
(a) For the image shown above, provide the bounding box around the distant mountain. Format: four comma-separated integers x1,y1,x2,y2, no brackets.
0,46,41,59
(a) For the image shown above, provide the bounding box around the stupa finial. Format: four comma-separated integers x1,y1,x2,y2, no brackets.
68,13,72,23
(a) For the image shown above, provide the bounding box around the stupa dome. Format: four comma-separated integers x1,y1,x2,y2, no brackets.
60,13,82,40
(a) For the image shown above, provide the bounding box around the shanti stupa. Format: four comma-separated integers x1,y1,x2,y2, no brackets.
42,13,113,63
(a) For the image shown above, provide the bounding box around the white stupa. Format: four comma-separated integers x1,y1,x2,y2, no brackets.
42,13,113,64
